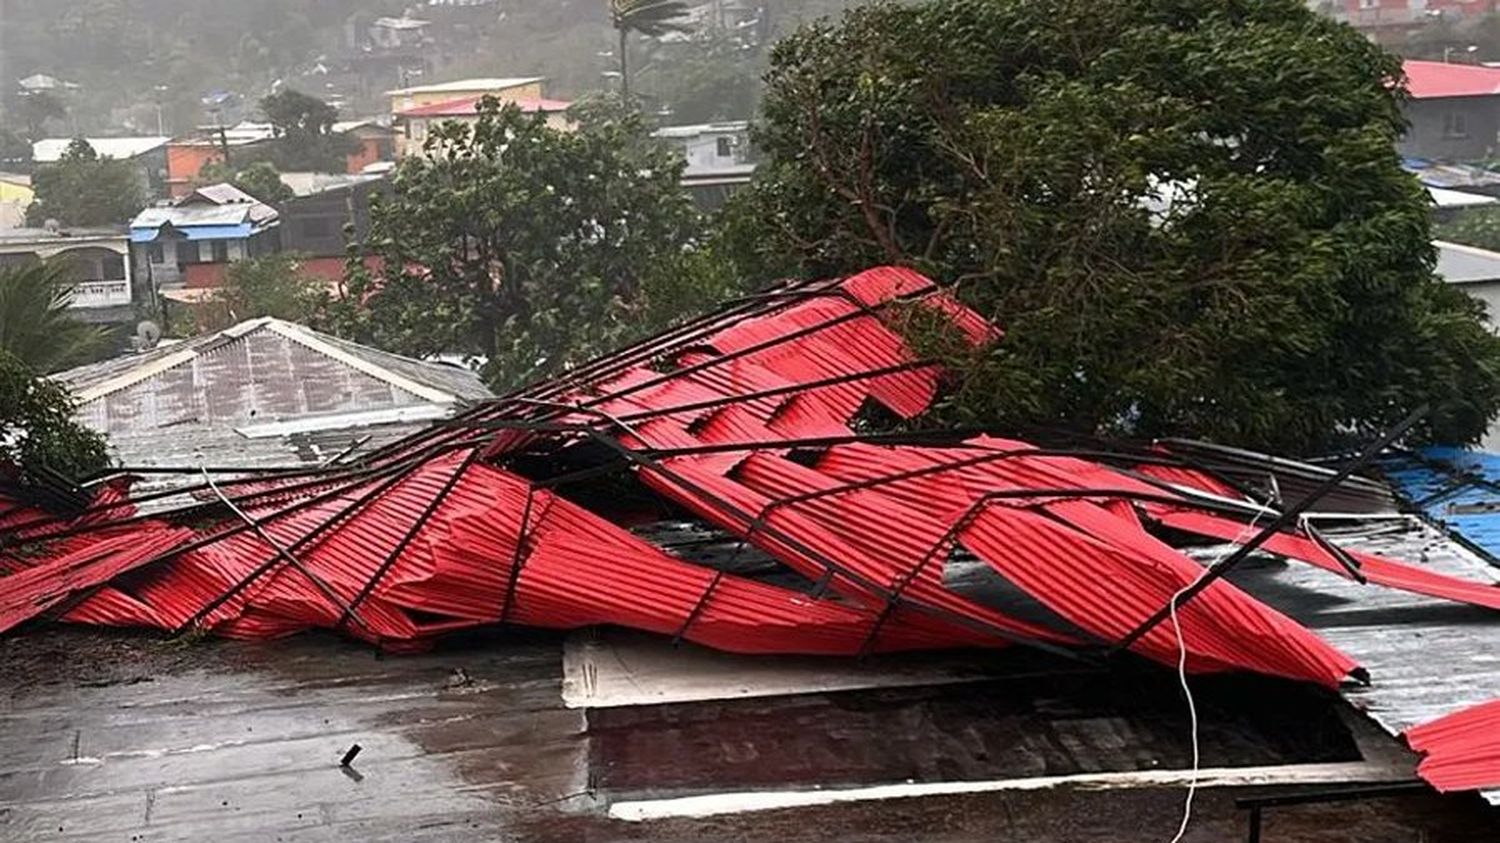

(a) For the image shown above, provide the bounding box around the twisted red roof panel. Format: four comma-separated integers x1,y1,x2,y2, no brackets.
9,265,1500,796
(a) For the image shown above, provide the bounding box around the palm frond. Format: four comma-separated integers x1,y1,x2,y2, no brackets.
0,262,109,373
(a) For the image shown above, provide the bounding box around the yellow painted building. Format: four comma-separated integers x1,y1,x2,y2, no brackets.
387,76,569,157
0,176,34,229
386,76,546,119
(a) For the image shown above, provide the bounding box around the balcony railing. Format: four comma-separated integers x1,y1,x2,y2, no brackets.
65,280,132,309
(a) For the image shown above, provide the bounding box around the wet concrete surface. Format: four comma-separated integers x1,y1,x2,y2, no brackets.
2,626,1497,842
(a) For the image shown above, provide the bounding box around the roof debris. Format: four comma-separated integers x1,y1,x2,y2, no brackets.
5,267,1500,801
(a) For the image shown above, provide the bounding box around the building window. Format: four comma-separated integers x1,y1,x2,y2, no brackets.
1358,0,1377,9
210,240,229,262
409,120,426,141
102,253,125,281
1444,111,1469,139
716,136,733,158
147,243,164,264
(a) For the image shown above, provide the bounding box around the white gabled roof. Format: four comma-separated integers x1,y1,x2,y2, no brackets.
32,137,171,163
386,76,545,97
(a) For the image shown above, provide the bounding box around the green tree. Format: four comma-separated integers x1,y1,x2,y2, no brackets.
258,88,352,172
730,0,1500,454
198,160,294,205
0,262,108,373
196,253,329,333
644,30,764,123
1436,206,1500,252
609,0,692,100
327,98,704,387
25,139,145,228
0,347,109,483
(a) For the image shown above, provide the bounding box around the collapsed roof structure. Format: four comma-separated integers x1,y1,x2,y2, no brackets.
3,267,1500,803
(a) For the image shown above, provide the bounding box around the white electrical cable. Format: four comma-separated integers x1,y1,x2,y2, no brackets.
1166,503,1272,843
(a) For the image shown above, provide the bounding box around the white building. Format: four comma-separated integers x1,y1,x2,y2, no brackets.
0,227,134,321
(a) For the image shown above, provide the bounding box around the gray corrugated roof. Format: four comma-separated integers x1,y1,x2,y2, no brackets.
53,319,491,500
1213,519,1500,806
57,318,491,402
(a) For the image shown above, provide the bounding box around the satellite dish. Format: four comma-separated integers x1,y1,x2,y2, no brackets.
135,320,162,350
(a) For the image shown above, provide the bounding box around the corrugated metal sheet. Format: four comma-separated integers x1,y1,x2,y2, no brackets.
14,265,1500,803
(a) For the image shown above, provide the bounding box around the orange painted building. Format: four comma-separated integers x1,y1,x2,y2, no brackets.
165,142,226,198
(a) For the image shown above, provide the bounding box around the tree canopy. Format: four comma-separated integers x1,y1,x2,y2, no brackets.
256,88,351,172
0,347,108,483
0,262,109,373
198,160,295,205
25,139,145,228
728,0,1500,454
193,253,329,334
326,97,715,388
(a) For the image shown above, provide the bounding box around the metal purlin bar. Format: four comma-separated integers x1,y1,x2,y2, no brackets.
744,446,1277,536
0,445,440,545
173,440,487,633
350,277,860,466
574,428,1095,663
337,448,483,631
202,469,372,634
349,275,939,481
607,360,938,425
673,570,725,645
498,484,540,625
3,460,373,540
1112,404,1429,654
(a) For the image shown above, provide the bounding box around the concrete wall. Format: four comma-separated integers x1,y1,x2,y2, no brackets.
1400,97,1500,162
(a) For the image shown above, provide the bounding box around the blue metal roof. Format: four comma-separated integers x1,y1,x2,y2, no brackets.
1382,446,1500,561
130,223,253,243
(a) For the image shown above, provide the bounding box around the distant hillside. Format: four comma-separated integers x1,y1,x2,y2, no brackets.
0,0,861,137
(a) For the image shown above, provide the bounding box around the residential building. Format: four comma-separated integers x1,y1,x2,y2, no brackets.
17,73,79,93
53,316,491,491
334,119,399,173
277,176,387,281
369,15,433,50
0,227,133,323
31,136,171,197
1328,1,1500,40
1434,239,1500,446
129,183,280,291
394,93,572,156
164,122,278,198
386,77,548,154
654,121,756,209
0,174,32,229
1401,60,1500,162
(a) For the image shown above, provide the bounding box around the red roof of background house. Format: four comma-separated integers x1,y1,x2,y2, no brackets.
395,94,573,118
1404,60,1500,99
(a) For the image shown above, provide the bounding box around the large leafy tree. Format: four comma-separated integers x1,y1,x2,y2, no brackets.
609,0,691,99
257,88,351,172
327,98,706,387
0,262,108,373
26,139,145,228
730,0,1500,454
0,347,108,483
198,160,295,205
